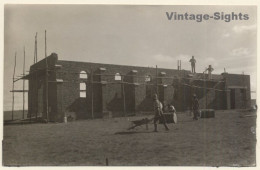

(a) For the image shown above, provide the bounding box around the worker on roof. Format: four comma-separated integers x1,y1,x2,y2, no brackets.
189,56,196,73
153,94,169,132
206,65,214,80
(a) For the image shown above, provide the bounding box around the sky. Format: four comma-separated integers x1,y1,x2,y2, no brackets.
3,5,257,111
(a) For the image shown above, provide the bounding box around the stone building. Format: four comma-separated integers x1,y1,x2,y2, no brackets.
23,53,251,122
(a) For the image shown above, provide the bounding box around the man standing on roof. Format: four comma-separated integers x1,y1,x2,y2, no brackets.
189,56,196,73
153,94,169,132
206,65,214,79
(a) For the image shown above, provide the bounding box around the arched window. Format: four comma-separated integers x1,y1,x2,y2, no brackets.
145,75,151,82
115,73,121,81
80,82,86,98
80,71,88,79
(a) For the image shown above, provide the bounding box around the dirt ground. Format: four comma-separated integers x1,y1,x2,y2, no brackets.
2,110,256,166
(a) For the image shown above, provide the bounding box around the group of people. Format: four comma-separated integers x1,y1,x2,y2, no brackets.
153,93,200,132
189,56,214,80
152,56,209,132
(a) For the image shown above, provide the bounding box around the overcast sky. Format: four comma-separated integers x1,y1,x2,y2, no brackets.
4,5,257,111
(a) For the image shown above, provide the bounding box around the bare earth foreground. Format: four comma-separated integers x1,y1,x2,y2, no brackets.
3,110,256,166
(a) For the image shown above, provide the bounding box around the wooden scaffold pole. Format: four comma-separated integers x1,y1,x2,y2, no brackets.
91,68,94,119
23,47,26,119
121,76,126,116
12,52,17,121
156,65,158,97
34,32,38,64
35,32,38,121
242,71,246,109
45,30,49,122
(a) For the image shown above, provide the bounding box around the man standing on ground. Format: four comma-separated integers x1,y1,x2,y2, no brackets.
189,56,196,73
153,94,169,132
168,104,177,124
192,94,200,120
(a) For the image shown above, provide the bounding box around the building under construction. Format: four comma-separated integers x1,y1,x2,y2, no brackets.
21,53,251,122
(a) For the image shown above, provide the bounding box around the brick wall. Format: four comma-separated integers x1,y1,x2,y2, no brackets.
223,73,251,109
28,54,252,121
56,59,189,118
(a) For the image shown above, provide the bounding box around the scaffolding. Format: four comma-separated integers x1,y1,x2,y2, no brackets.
10,50,28,121
9,31,45,122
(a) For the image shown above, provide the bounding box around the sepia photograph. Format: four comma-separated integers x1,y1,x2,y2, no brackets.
2,4,257,166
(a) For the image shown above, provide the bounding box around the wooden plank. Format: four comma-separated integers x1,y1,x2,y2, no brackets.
10,90,28,92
